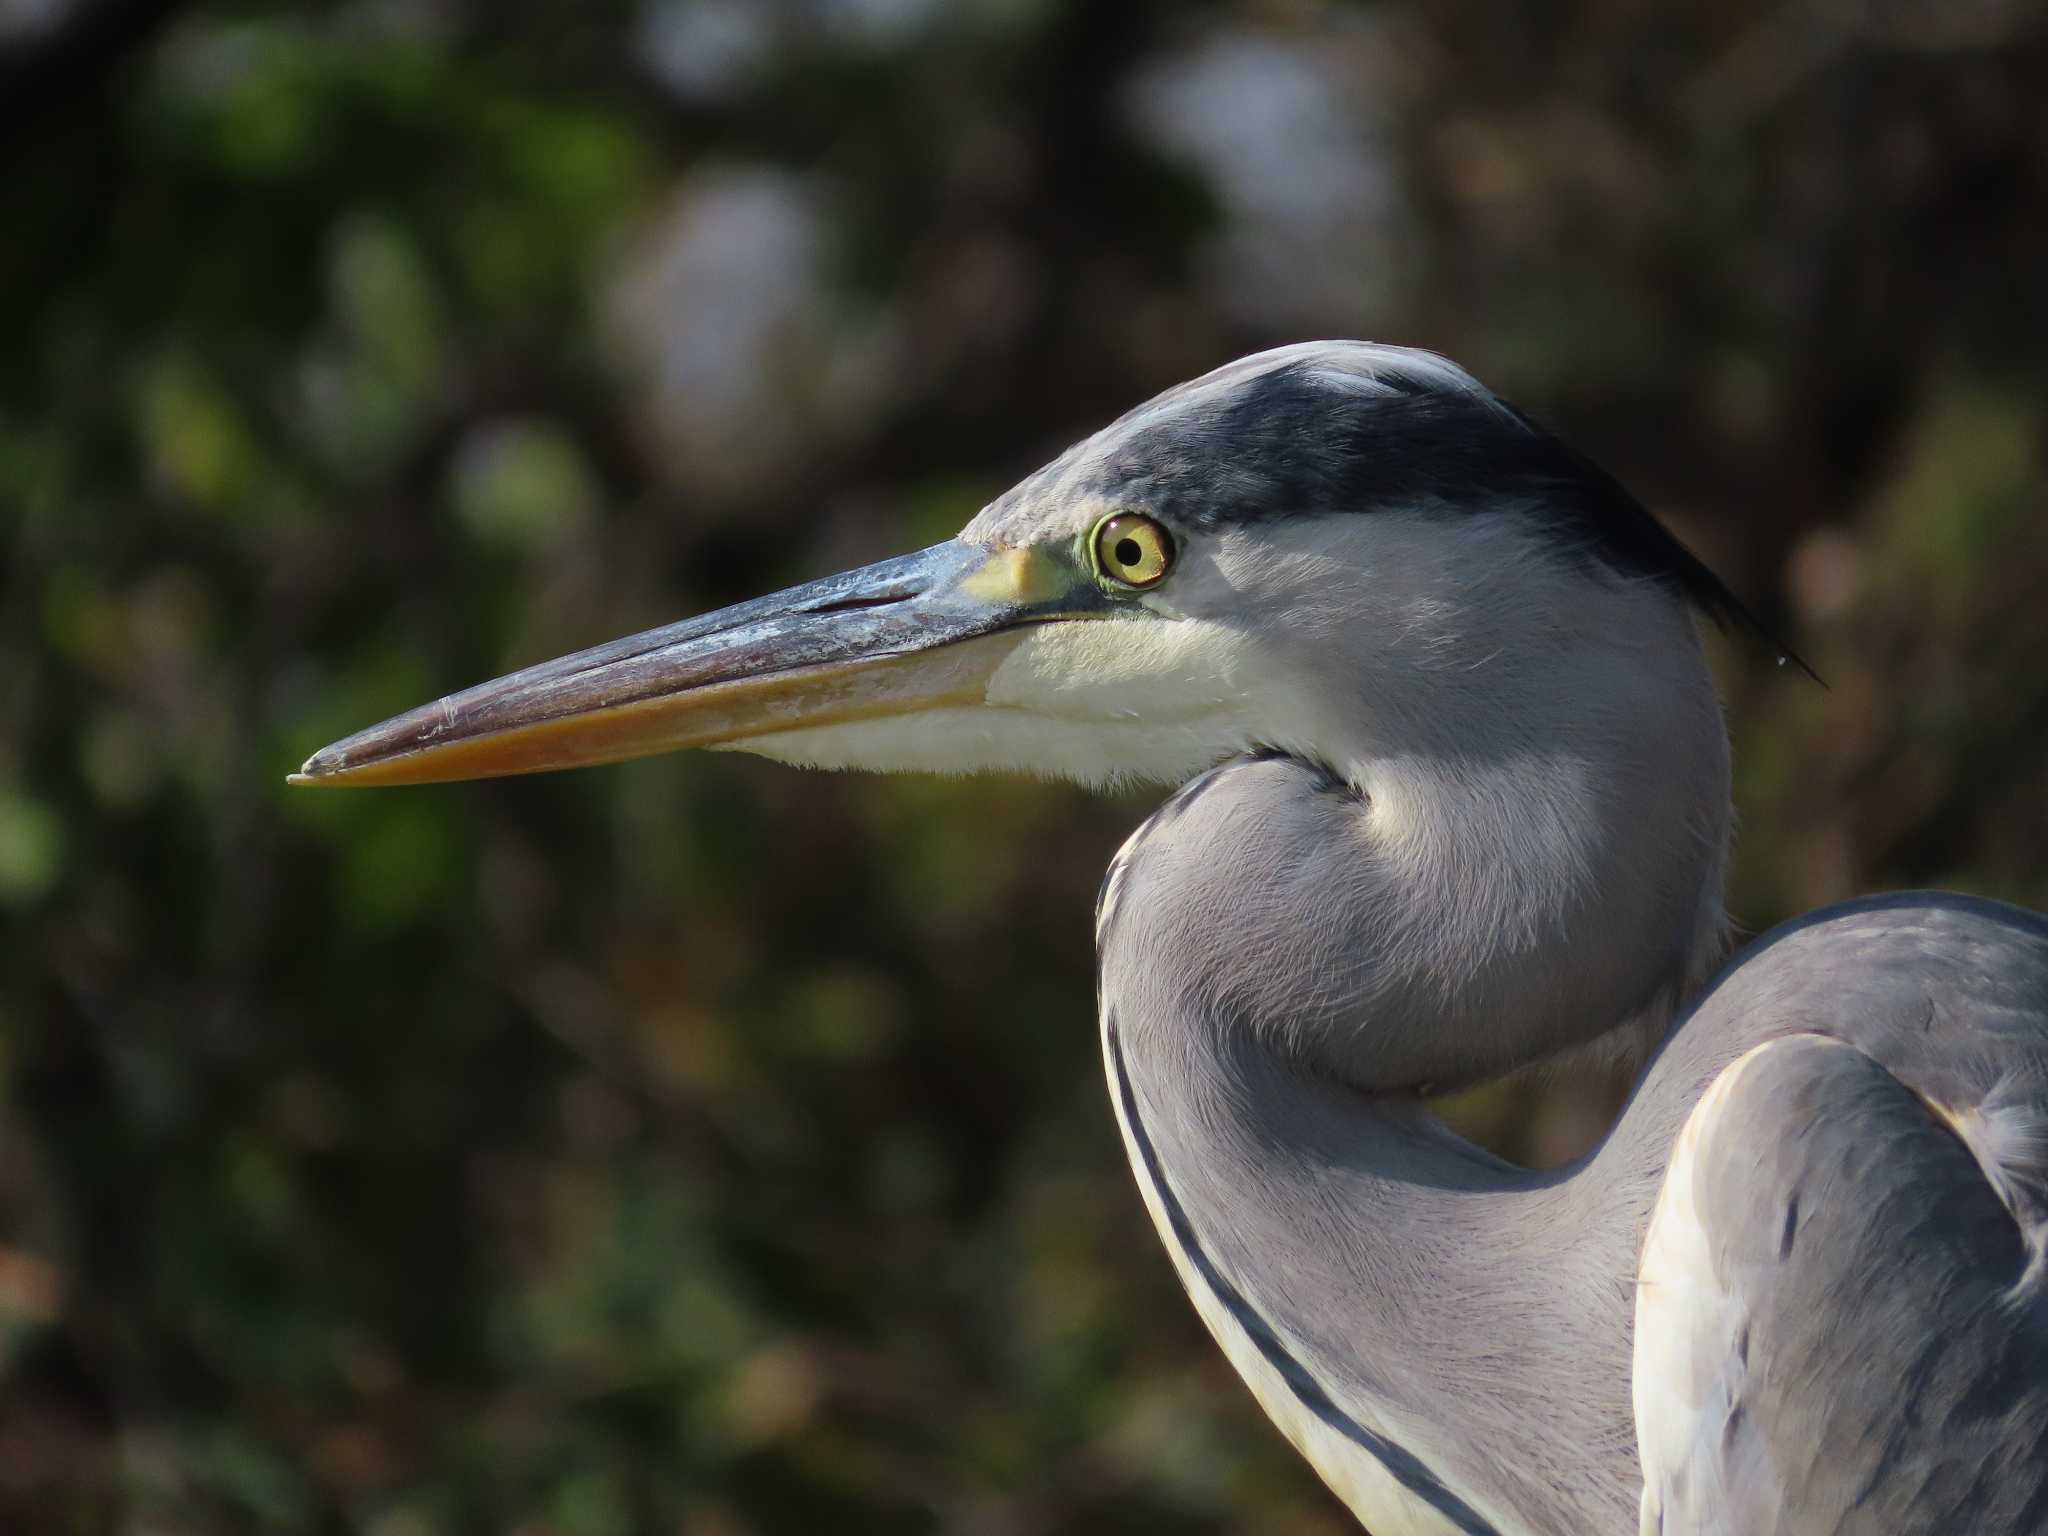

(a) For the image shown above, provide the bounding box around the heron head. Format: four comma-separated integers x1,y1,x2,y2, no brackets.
293,343,1751,797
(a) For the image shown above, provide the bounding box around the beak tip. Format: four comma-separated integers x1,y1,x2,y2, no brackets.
289,750,347,787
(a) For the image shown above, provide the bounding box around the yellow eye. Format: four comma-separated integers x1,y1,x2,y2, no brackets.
1092,513,1174,589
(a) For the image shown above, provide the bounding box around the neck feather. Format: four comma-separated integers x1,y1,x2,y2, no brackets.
1093,641,1730,1529
1102,997,1642,1534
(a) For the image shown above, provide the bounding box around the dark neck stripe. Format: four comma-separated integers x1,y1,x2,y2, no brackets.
1105,1014,1500,1535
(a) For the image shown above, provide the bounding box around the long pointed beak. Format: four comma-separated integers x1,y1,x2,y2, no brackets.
292,539,1094,788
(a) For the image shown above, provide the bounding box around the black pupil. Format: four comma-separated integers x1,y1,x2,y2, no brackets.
1113,537,1143,568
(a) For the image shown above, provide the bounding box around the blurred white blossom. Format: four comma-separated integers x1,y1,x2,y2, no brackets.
1129,22,1403,331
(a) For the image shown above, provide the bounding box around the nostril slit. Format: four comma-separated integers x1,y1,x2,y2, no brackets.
805,588,920,614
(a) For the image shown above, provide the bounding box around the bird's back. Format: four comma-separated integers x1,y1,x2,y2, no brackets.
1629,893,2048,1534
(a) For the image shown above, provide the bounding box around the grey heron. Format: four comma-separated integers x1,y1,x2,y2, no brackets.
293,343,2048,1535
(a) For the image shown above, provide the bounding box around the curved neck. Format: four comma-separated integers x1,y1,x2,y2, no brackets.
1093,742,1728,1533
1102,1006,1641,1535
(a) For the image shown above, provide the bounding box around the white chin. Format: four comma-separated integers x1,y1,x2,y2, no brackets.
713,709,1243,790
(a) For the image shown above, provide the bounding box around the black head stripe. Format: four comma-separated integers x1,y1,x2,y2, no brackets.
1085,355,1810,675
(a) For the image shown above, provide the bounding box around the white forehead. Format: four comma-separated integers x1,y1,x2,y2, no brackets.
1176,341,1498,407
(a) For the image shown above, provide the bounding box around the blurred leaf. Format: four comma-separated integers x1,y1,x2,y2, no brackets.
453,418,599,551
0,790,65,907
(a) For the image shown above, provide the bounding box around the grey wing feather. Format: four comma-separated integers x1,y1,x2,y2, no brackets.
1635,1029,2048,1535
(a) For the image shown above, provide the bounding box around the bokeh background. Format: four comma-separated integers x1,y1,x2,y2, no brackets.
4,0,2046,1530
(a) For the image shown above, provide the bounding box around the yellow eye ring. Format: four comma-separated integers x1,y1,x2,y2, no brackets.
1091,513,1174,590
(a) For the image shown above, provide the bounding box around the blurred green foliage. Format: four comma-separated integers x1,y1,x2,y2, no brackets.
3,1,2046,1531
